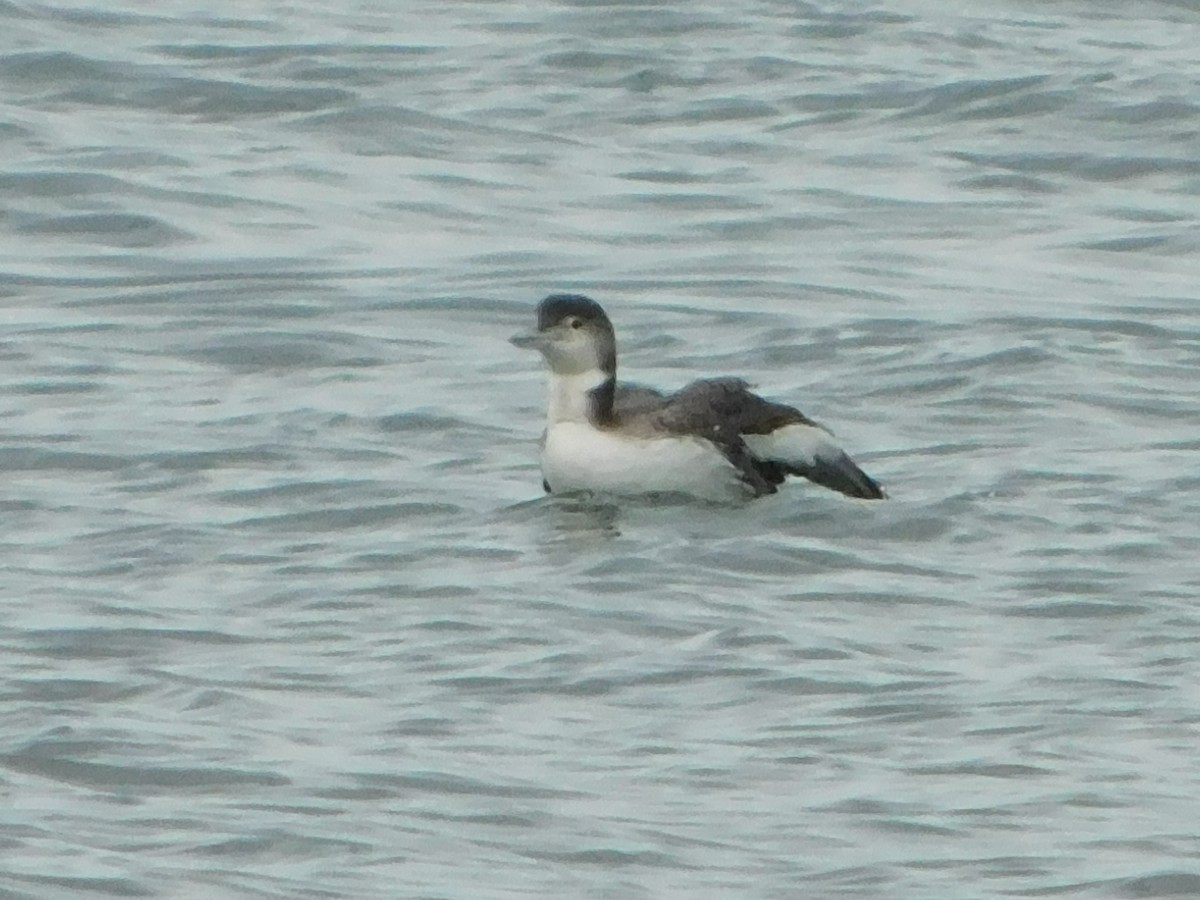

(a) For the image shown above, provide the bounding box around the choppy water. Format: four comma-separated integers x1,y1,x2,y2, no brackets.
3,1,1200,897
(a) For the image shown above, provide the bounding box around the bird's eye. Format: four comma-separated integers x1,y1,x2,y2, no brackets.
569,318,583,330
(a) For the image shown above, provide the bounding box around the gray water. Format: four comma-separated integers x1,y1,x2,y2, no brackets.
3,1,1199,897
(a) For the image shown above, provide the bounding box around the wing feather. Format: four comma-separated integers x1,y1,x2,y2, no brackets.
649,378,885,500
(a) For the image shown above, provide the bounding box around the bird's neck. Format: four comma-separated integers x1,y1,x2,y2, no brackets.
546,367,616,427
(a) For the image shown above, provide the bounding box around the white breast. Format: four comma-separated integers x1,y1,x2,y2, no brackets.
542,422,751,502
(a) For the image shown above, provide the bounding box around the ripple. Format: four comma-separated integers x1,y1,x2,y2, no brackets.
182,331,384,370
17,213,191,247
231,502,463,532
949,150,1200,182
1,750,289,790
1119,872,1200,898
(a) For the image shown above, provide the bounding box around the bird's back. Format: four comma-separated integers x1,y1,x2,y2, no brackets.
615,378,883,500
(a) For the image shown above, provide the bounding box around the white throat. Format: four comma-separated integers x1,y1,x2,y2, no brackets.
546,368,610,426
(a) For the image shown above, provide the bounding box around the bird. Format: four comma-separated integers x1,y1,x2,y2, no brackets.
510,294,885,503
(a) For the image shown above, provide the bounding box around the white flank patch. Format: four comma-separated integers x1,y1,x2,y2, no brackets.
743,422,840,466
542,422,750,502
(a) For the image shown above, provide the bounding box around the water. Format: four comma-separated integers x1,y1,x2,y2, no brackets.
2,1,1199,897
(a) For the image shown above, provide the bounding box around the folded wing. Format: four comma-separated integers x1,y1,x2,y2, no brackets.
651,378,885,500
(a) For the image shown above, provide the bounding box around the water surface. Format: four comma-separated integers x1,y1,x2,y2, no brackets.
2,1,1199,897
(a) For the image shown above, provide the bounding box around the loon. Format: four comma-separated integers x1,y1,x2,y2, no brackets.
511,294,885,503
